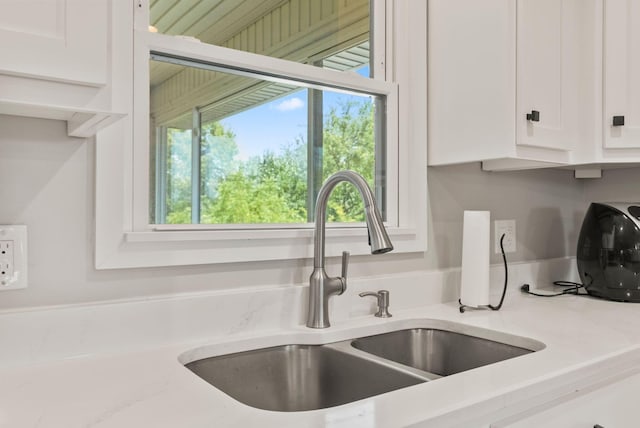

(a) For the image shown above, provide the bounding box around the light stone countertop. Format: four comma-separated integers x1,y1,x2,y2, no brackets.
1,286,640,428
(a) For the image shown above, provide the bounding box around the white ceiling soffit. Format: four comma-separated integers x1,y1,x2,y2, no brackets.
200,42,371,124
149,0,370,126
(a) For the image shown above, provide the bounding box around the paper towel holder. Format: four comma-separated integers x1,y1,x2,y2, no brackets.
459,233,509,313
458,300,494,313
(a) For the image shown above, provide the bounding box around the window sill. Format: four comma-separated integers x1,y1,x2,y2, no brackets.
95,227,424,270
129,224,411,241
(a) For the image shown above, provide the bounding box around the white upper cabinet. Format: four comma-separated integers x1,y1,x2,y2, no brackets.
0,0,124,137
516,0,582,152
428,0,594,171
570,0,640,165
0,0,107,86
603,0,640,150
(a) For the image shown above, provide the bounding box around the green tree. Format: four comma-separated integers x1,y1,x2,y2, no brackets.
245,142,308,221
162,97,377,225
200,121,238,201
165,127,192,224
165,121,240,224
208,170,301,223
322,99,375,222
205,142,308,224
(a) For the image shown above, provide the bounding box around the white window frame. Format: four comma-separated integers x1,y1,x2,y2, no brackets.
94,0,427,269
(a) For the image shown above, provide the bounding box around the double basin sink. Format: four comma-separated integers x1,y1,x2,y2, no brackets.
183,322,545,412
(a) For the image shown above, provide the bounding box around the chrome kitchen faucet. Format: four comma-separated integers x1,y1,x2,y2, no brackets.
306,170,393,329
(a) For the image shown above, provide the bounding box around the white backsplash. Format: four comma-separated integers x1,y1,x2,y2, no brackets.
0,257,576,368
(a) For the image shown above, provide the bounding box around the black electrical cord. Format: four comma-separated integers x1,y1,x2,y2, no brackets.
520,280,586,297
488,233,508,310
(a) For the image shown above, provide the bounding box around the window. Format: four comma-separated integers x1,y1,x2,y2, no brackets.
149,55,387,226
146,0,388,228
94,1,426,268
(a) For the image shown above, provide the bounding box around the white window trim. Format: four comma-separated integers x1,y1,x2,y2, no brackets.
94,0,427,269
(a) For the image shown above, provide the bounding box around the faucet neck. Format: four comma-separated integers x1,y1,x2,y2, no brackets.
312,171,377,268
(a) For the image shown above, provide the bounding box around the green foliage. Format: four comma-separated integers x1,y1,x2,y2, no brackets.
205,171,302,223
244,144,308,221
322,100,375,222
161,97,377,225
201,122,238,201
165,127,192,224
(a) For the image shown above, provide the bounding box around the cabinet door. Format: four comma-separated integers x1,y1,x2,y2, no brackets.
491,372,640,428
516,0,581,151
603,0,640,149
427,0,517,166
0,0,108,86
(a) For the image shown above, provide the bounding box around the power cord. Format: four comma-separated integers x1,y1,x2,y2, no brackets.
488,233,508,310
520,280,586,297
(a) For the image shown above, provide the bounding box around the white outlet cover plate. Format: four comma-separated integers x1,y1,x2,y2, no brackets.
0,225,27,290
494,220,516,253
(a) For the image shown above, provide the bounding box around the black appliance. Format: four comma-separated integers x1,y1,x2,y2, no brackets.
577,202,640,302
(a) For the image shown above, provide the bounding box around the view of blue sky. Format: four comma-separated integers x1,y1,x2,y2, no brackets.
220,90,308,160
220,66,372,160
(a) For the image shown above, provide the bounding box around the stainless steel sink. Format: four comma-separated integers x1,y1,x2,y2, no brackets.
351,328,535,376
185,344,425,412
183,323,544,412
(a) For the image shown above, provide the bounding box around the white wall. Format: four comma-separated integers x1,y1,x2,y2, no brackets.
0,114,587,310
427,164,586,269
582,167,640,203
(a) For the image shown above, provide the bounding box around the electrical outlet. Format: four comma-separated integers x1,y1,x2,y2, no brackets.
0,226,27,290
0,240,15,285
494,220,516,253
0,240,13,261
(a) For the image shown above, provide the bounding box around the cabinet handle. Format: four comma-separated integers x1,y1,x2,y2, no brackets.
526,110,540,122
613,115,625,126
594,425,605,428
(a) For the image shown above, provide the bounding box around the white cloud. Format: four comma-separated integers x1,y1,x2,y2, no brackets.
273,97,304,112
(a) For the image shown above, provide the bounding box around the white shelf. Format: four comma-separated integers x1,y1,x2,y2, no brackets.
0,99,125,138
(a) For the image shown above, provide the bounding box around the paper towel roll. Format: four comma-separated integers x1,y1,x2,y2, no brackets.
460,210,490,308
